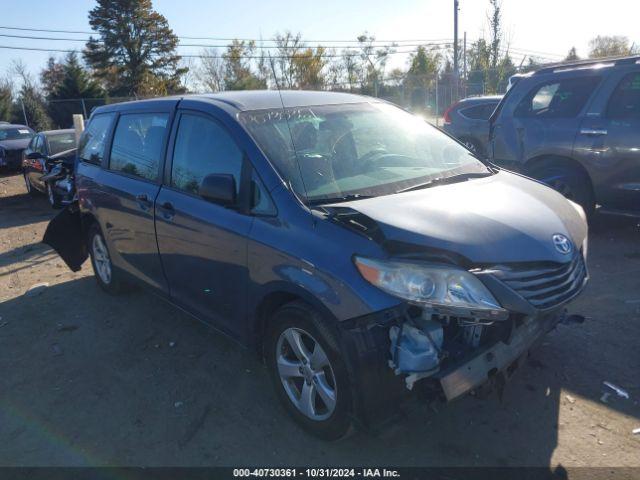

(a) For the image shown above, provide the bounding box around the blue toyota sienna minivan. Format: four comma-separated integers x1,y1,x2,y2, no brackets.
44,91,588,439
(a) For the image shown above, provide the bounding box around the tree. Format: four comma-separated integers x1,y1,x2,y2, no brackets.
0,78,12,122
291,47,327,89
195,48,226,92
565,47,580,62
84,0,187,96
40,57,65,98
222,40,266,90
340,50,361,92
357,33,394,96
46,52,104,128
13,62,51,131
588,36,631,58
274,32,304,88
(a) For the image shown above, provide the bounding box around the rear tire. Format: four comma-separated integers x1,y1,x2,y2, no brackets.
88,224,122,294
24,173,37,196
46,182,62,208
527,159,595,219
265,301,353,440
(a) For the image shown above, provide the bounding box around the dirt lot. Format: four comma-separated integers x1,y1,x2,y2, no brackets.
0,171,639,468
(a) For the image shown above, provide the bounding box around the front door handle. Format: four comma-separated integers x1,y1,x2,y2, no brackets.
580,128,608,136
135,193,151,211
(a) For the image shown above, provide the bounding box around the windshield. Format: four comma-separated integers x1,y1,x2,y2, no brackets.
239,102,490,203
48,132,76,155
0,127,34,141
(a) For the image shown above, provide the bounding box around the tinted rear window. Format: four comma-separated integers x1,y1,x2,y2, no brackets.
109,113,168,182
607,72,640,119
460,103,498,120
515,76,601,118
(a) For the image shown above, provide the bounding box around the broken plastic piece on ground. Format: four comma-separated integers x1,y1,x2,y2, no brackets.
633,427,640,435
389,320,443,374
603,381,630,399
600,392,610,403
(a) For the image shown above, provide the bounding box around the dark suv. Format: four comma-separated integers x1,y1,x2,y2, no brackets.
45,91,588,439
490,56,640,217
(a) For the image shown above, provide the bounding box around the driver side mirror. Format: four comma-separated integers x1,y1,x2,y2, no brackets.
199,173,236,206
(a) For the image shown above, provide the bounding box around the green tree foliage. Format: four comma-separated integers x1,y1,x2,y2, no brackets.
588,36,632,58
16,83,52,131
357,33,394,96
291,47,327,89
0,78,12,122
404,46,441,110
84,0,187,96
222,40,266,90
43,52,104,128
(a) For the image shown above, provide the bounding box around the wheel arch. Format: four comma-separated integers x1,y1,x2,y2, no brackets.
251,283,340,357
524,154,595,191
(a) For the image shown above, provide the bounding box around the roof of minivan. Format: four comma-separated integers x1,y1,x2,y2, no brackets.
94,90,379,114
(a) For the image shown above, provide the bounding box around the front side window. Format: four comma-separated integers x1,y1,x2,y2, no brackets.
48,132,76,155
240,102,489,203
607,72,640,119
171,113,243,196
78,113,114,165
110,113,168,181
515,77,601,119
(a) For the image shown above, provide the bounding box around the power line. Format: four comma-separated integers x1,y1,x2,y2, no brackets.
0,25,453,45
0,32,454,50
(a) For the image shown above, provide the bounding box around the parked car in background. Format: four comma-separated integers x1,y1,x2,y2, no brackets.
23,129,77,207
0,124,35,170
442,95,502,156
45,91,588,439
490,55,640,217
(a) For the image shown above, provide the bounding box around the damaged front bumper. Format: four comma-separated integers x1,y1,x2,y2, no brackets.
338,304,573,430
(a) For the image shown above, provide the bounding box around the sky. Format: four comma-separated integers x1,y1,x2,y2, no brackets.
0,0,638,84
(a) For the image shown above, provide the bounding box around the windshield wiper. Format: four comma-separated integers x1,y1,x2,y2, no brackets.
396,171,493,194
307,193,374,206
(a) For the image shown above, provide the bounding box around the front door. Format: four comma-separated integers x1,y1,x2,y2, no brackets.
574,69,640,212
155,111,253,337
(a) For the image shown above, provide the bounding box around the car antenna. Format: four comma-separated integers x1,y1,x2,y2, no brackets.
267,52,310,205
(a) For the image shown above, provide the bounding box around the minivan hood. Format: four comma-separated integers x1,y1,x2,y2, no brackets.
333,171,587,265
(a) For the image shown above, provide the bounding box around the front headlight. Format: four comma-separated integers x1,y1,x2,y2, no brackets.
354,256,506,316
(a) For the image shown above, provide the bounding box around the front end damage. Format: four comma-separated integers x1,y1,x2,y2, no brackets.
338,270,587,430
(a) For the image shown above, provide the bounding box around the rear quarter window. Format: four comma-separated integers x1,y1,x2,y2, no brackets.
460,103,498,120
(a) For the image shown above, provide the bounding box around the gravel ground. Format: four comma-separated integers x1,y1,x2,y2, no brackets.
0,171,638,468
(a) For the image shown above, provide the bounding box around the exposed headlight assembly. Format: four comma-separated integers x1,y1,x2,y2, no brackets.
354,256,508,320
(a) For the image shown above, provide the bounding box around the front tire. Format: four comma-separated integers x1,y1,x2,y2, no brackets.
266,301,353,440
88,224,122,294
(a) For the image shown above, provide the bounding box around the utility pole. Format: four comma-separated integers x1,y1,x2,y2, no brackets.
463,31,467,94
453,0,459,76
453,0,460,99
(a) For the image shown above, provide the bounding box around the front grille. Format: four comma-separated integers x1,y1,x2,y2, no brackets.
486,253,587,310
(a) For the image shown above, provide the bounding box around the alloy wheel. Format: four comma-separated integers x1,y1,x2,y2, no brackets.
92,234,112,284
276,327,337,421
